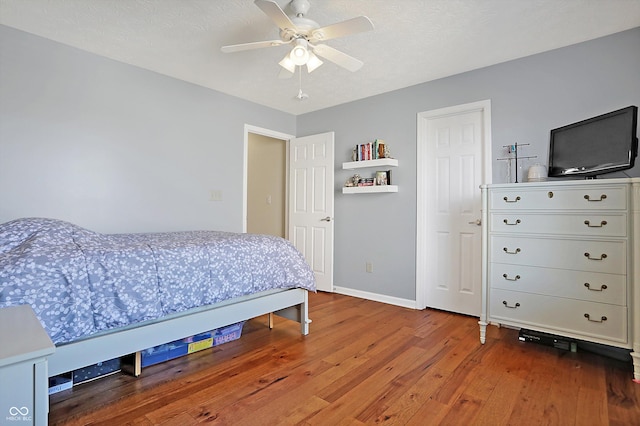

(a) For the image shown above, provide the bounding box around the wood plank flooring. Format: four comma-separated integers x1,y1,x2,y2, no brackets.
49,292,640,425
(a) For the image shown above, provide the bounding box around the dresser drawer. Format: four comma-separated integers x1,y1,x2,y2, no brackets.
490,212,627,237
489,263,626,305
490,236,626,274
489,185,627,211
489,288,628,343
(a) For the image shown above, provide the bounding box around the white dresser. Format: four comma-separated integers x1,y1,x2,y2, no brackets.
479,178,639,382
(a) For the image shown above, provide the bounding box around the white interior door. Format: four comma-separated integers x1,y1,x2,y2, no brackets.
416,101,492,316
288,132,335,292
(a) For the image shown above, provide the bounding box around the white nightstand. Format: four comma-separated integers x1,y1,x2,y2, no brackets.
0,305,55,426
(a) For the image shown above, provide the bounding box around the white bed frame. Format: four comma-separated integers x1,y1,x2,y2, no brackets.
48,288,311,377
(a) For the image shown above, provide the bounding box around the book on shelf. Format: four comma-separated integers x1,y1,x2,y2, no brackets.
357,177,375,187
354,139,386,161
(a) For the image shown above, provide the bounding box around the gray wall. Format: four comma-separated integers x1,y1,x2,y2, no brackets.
1,24,639,304
297,27,640,302
0,25,296,234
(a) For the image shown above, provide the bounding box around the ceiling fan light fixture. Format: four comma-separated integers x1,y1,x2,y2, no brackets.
278,54,296,73
306,52,323,73
290,39,309,65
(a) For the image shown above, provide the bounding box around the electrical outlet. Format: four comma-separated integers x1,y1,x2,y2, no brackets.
366,262,373,273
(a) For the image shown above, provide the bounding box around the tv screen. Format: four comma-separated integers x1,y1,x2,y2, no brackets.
548,105,638,178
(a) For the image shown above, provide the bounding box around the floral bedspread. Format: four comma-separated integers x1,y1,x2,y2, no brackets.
0,218,315,344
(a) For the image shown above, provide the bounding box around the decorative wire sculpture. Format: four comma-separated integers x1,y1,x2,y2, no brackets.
497,143,537,183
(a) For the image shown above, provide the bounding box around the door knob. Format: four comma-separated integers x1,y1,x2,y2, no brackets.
468,219,482,226
320,216,332,222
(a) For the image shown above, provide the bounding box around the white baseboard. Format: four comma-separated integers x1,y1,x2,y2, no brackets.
333,286,418,310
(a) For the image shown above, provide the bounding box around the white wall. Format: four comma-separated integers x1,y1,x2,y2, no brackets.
0,25,296,234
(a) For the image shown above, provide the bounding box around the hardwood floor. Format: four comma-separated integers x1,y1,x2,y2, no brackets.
49,292,640,425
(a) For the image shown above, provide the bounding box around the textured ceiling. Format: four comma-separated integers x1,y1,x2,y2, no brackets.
1,0,639,115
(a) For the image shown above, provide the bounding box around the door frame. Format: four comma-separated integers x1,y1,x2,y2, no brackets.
415,100,492,310
243,124,294,234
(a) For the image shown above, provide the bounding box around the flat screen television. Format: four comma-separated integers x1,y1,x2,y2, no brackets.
548,105,638,178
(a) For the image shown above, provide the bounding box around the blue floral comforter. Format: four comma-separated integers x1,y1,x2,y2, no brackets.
0,218,315,344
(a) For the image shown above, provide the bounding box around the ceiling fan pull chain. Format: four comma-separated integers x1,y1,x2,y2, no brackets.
296,66,309,100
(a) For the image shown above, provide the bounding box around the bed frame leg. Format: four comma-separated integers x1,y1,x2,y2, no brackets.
268,313,274,329
120,352,142,377
301,291,311,336
269,290,312,335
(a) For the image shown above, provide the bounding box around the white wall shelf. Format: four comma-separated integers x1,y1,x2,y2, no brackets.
342,158,398,170
343,185,398,194
342,157,399,194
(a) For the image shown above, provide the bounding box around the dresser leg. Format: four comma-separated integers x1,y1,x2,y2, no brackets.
632,350,640,383
478,320,488,344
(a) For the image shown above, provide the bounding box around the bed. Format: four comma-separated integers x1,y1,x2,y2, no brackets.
0,217,315,377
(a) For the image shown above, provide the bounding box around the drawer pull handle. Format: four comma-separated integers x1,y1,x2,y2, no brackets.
503,247,521,254
503,274,521,281
502,301,520,309
547,191,554,198
584,194,607,202
503,196,521,203
584,252,607,261
503,219,521,226
584,283,607,291
584,220,607,228
584,313,607,323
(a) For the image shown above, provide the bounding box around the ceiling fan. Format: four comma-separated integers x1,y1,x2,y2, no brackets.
221,0,374,78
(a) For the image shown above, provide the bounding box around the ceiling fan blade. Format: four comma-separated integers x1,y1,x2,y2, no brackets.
221,39,289,53
310,16,374,42
311,44,363,72
254,0,297,32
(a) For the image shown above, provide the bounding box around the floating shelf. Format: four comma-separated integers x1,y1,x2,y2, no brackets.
342,158,399,170
342,185,398,194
